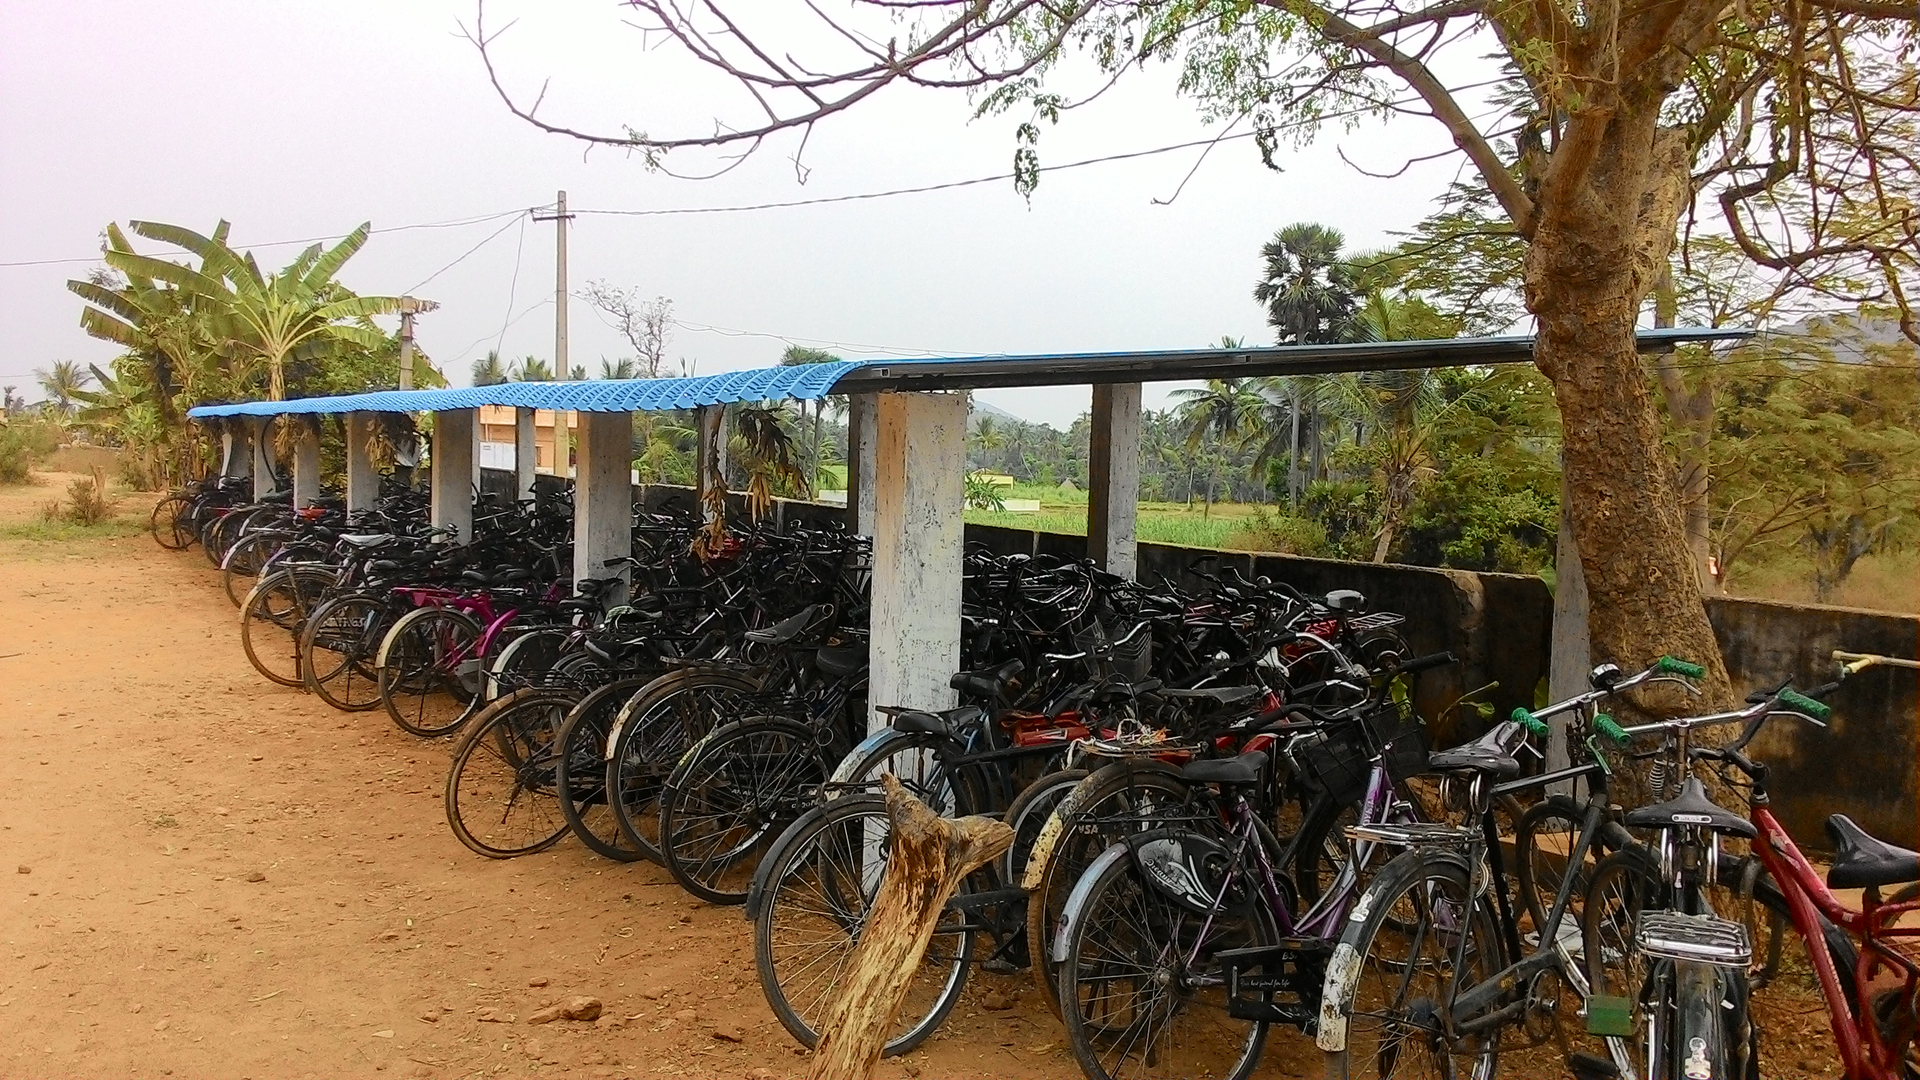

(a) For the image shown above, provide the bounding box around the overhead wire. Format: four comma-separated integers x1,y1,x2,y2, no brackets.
0,209,528,270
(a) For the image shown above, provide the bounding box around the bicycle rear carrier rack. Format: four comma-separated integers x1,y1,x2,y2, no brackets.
1346,822,1476,848
1635,910,1751,967
1220,938,1332,1028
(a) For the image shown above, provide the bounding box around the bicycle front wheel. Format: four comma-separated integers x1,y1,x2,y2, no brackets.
300,594,389,711
752,795,972,1056
443,688,577,858
239,567,329,688
1321,849,1502,1080
378,607,484,737
658,716,827,904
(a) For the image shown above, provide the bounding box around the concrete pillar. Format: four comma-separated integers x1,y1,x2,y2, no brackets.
345,412,380,513
222,421,251,480
695,405,728,524
251,417,276,500
430,408,478,543
573,410,634,601
844,393,879,536
514,407,538,499
1086,382,1142,579
291,422,321,508
868,391,968,732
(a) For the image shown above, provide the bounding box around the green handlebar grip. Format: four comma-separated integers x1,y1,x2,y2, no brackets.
1777,689,1833,722
1593,713,1631,745
1655,656,1706,679
1509,707,1550,738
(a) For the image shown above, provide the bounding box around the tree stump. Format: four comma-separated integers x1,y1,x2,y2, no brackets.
806,773,1013,1080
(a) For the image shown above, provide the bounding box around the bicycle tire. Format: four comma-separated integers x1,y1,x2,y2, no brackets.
221,531,274,608
998,768,1087,886
150,494,193,550
1320,848,1502,1080
828,729,974,818
239,567,330,688
1055,830,1277,1080
657,715,827,904
377,606,484,737
443,688,577,859
605,668,762,863
299,594,388,711
751,795,972,1057
1023,761,1193,1019
553,677,654,862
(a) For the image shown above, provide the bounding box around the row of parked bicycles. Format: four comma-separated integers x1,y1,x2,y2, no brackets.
156,472,1920,1080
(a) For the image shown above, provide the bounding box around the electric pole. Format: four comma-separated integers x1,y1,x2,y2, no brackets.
396,295,438,389
532,191,575,471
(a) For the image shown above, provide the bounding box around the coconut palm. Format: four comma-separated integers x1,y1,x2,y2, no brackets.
106,221,401,401
1171,377,1261,517
510,356,555,381
471,351,509,386
34,361,93,420
778,345,841,490
600,357,638,379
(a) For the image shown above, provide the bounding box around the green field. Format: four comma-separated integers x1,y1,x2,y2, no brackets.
962,484,1268,550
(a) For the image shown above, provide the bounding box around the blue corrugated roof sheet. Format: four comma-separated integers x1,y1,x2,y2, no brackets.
186,360,867,417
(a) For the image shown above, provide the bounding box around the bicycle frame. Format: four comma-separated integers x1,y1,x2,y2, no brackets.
1750,804,1920,1080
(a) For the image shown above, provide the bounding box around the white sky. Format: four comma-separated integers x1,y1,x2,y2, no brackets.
0,0,1483,428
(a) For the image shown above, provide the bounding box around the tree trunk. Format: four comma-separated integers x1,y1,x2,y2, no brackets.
807,775,1012,1080
1287,385,1302,509
1526,115,1732,720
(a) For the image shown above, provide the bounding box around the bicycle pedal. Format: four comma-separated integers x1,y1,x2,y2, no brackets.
1567,1051,1621,1080
980,958,1020,975
1583,994,1635,1037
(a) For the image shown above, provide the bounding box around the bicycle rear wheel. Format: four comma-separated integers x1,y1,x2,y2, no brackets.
221,532,274,608
605,670,761,863
150,494,193,550
658,716,827,904
752,795,972,1056
300,595,389,711
554,677,654,862
240,567,330,687
378,607,484,737
443,688,576,858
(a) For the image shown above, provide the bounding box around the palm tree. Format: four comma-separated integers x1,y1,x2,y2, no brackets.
600,357,638,379
970,415,1006,472
105,221,401,401
778,345,842,490
471,350,508,386
510,356,555,381
1171,377,1261,518
34,361,92,419
1254,223,1364,505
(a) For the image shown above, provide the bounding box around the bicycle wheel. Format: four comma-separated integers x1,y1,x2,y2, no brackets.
658,716,827,904
1321,849,1502,1080
443,688,576,859
829,729,972,817
1024,761,1194,1019
150,494,193,550
487,627,567,702
554,677,653,862
239,567,330,687
1056,832,1277,1080
221,531,274,608
998,768,1087,886
378,607,484,737
605,669,762,863
1582,848,1662,1080
752,795,972,1056
300,594,388,711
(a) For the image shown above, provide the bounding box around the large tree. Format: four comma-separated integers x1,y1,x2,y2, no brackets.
473,0,1920,696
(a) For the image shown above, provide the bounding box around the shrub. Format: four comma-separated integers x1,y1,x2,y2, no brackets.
1226,508,1331,556
0,428,33,484
65,467,111,526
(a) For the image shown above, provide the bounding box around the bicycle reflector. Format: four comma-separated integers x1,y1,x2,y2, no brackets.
1584,994,1636,1037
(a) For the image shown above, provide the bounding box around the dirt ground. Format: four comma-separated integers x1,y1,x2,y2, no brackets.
0,472,1846,1080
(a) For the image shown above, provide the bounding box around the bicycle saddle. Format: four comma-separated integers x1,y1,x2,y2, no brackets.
1623,776,1757,839
948,658,1025,701
1427,723,1522,780
1825,814,1920,889
877,705,984,738
1162,684,1264,707
1182,750,1268,787
1324,589,1366,613
744,604,825,646
340,533,393,547
813,643,867,678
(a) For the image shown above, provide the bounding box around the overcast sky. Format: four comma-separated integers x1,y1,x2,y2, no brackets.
0,0,1484,428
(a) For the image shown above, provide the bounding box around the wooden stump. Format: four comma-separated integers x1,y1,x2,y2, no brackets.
805,773,1013,1080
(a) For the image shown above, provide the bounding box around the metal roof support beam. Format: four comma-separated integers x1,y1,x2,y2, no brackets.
844,393,879,536
291,422,321,509
345,413,379,514
867,392,968,732
431,409,478,544
251,417,276,501
1087,383,1142,579
574,409,634,603
695,405,727,524
514,408,538,500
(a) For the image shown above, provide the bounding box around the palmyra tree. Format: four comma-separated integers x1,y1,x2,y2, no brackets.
469,0,1919,700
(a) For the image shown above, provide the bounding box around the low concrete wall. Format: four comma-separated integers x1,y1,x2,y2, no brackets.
484,470,1920,848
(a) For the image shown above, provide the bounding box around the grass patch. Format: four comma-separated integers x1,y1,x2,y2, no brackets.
963,503,1262,551
0,517,144,543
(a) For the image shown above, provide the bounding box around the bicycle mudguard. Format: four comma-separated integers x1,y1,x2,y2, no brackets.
1049,842,1132,965
1317,849,1474,1052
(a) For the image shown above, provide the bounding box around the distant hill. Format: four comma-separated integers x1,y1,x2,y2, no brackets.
970,398,1029,428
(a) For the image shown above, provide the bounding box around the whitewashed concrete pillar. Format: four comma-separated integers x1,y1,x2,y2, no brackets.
573,410,634,601
251,417,276,500
291,421,321,508
514,407,538,499
844,393,879,536
430,408,478,543
868,391,968,732
222,421,251,480
1087,382,1142,579
695,404,728,524
345,412,379,513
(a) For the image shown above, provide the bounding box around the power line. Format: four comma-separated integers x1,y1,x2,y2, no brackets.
403,212,527,294
0,209,527,270
669,319,945,357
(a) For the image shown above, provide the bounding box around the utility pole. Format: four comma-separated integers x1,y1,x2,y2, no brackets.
395,296,438,389
533,191,575,472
